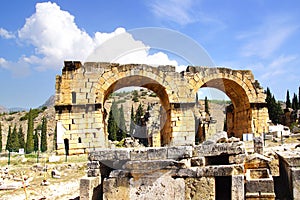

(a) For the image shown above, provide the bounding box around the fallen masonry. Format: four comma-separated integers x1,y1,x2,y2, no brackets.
79,138,280,200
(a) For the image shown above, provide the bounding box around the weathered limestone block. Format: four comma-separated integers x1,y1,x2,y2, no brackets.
253,136,264,154
103,177,130,200
232,175,244,200
229,154,246,164
195,142,245,157
89,149,130,161
185,177,215,200
123,160,177,173
199,164,244,177
80,176,101,200
291,167,300,199
130,148,148,160
176,167,199,177
147,147,167,160
167,146,193,160
129,174,185,200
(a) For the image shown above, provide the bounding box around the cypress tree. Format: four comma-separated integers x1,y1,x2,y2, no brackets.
135,104,147,146
53,124,57,150
292,93,298,110
286,90,291,109
6,125,12,152
108,101,118,141
25,109,34,154
129,105,135,135
34,128,39,153
298,86,300,109
0,122,2,152
135,104,144,127
205,96,210,115
11,124,19,152
41,117,47,152
18,125,25,149
117,105,127,141
266,88,283,124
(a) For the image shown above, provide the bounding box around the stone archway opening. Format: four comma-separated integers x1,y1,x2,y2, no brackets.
195,87,231,143
197,78,252,139
102,75,171,147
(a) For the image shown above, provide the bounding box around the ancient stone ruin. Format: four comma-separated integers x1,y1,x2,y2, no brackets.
54,61,279,199
55,61,269,154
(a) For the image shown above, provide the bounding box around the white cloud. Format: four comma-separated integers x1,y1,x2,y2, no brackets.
239,16,298,58
1,2,178,73
260,54,297,80
0,28,15,39
149,0,196,25
269,54,297,68
87,30,179,67
0,57,30,77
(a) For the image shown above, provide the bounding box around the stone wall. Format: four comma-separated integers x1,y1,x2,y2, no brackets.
80,140,246,200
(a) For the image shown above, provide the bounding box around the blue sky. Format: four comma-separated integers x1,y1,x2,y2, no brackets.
0,0,300,108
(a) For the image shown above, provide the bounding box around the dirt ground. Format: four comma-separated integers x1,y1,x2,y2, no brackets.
0,154,87,200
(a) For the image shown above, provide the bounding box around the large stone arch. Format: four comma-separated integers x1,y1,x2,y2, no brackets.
55,62,269,154
93,72,173,147
185,66,269,138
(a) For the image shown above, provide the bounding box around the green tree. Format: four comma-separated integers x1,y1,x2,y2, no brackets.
11,124,19,152
135,104,147,146
135,104,144,127
41,117,47,152
53,125,57,150
298,86,300,109
6,125,12,152
117,105,127,141
286,90,291,109
107,101,118,141
18,125,25,149
129,105,135,135
292,93,298,110
205,96,210,115
25,109,34,154
34,128,39,153
132,90,139,102
266,88,283,124
0,122,2,152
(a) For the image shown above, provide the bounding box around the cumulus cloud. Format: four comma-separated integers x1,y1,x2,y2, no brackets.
6,2,178,72
0,28,15,39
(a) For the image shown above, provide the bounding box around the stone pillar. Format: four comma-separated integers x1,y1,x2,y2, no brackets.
170,103,195,146
232,175,244,200
253,135,264,154
251,103,269,137
291,167,300,198
80,176,101,200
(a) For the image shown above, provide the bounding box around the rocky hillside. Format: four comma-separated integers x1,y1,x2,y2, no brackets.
0,107,56,151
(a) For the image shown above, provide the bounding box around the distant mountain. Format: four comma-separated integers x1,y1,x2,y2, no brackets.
9,107,28,112
0,105,8,113
40,95,55,108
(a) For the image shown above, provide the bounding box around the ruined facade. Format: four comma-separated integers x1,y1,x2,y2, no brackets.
55,61,269,154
